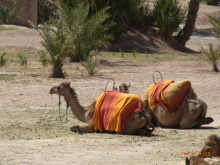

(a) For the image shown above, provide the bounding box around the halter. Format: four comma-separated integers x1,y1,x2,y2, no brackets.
58,95,69,123
57,85,70,123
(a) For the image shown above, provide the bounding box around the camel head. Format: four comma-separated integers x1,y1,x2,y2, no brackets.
201,134,220,158
50,82,71,96
114,83,131,93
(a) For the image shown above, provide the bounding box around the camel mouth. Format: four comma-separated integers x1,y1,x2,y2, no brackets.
49,87,59,94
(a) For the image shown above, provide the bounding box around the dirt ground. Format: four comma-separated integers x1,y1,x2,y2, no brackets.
0,2,220,165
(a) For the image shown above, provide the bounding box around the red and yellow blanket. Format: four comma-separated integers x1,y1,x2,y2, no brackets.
148,80,192,113
93,90,143,133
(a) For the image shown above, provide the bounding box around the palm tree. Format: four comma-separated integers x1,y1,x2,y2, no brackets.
39,20,67,78
175,0,201,46
58,0,113,62
208,15,220,39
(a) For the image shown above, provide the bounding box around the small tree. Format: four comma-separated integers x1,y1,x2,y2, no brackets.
39,20,67,78
208,15,220,39
200,44,220,72
153,0,185,40
56,0,113,62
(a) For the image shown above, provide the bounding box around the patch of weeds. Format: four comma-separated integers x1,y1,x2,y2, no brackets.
119,49,125,59
0,74,15,81
0,52,7,67
81,58,101,76
18,54,28,66
132,48,139,58
0,26,17,31
200,43,220,72
39,51,50,67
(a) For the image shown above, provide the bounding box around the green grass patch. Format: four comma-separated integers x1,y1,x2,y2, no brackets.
98,52,177,62
0,26,18,31
0,74,16,80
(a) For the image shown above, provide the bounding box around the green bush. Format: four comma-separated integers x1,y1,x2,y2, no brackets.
153,0,185,40
38,0,57,23
86,0,149,37
0,0,21,24
39,20,67,78
200,43,220,72
19,54,28,66
0,52,7,67
82,58,100,76
39,51,50,67
208,15,220,39
58,0,113,62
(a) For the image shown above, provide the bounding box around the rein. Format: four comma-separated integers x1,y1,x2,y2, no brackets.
58,95,69,123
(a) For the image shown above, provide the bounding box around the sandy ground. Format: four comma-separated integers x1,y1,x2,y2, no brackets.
0,2,220,165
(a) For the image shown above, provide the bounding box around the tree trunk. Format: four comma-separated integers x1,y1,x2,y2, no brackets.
50,64,65,78
175,0,201,46
213,64,219,72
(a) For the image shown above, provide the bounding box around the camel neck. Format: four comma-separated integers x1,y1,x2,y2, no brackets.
63,91,86,123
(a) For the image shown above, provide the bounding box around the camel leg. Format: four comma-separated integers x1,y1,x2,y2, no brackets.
71,124,94,133
180,99,213,129
122,113,153,136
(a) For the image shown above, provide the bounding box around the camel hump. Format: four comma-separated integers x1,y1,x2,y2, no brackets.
94,90,143,133
162,80,192,112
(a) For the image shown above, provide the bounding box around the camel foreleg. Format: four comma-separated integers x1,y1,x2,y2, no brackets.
71,125,95,133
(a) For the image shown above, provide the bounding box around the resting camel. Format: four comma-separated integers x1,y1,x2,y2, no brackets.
142,80,213,129
115,83,130,93
50,82,154,135
185,134,220,165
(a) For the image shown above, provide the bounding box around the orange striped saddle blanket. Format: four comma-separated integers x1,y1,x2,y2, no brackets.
148,80,192,113
93,90,143,133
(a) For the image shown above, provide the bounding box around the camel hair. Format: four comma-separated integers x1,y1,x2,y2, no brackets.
185,134,220,165
50,82,154,135
142,86,213,129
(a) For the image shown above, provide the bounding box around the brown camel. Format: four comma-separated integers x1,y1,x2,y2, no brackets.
115,83,130,93
50,82,154,135
185,134,220,165
142,80,213,129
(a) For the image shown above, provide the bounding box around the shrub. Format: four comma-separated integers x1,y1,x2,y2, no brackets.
19,54,27,66
200,43,220,72
208,15,220,39
153,0,185,40
86,0,149,37
0,0,22,24
58,0,113,62
0,52,7,67
38,0,57,23
82,57,100,76
39,51,50,67
39,20,67,78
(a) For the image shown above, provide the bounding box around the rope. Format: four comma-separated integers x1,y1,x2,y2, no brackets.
104,78,116,91
58,95,68,123
152,70,163,84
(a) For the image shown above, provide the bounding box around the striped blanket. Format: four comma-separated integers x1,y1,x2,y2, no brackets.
148,80,192,113
93,90,143,133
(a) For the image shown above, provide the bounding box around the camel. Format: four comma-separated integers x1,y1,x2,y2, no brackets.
142,80,213,129
114,83,130,93
185,134,220,165
50,82,154,135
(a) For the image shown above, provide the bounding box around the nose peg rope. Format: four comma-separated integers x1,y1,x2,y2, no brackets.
58,95,68,123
